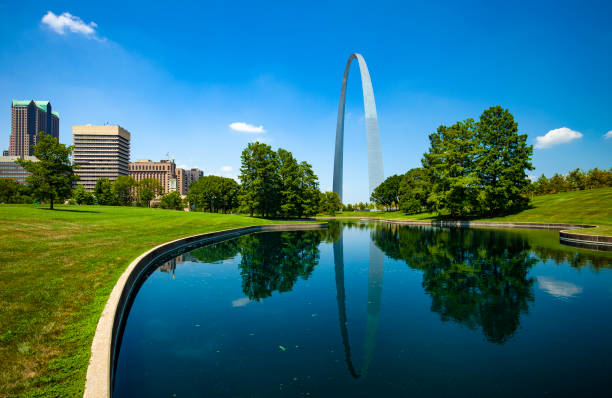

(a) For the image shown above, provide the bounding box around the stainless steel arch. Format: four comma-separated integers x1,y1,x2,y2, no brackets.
333,53,384,202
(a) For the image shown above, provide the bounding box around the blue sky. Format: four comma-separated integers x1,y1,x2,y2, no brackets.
1,0,611,203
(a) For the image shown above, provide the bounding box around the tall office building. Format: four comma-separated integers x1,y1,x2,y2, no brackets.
73,125,131,191
0,155,38,183
129,159,176,194
10,100,60,156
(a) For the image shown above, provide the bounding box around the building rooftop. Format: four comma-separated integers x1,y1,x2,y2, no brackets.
12,100,59,118
0,156,38,162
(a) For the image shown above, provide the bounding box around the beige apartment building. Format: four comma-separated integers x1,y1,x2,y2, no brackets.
129,159,176,194
130,159,203,195
73,125,131,191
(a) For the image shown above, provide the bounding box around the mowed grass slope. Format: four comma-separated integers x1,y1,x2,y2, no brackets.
322,188,612,235
0,205,306,397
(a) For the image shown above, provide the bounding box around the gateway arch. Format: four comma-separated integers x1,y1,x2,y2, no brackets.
333,53,384,201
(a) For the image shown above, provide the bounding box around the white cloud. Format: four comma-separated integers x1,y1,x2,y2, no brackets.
220,166,233,172
534,127,583,149
232,297,251,307
604,130,612,139
41,11,98,37
229,122,266,134
538,276,583,299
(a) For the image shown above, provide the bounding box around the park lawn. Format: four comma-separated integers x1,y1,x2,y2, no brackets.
0,205,310,397
321,188,612,235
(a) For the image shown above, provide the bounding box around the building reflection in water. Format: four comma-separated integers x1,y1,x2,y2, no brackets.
158,254,193,279
334,231,384,379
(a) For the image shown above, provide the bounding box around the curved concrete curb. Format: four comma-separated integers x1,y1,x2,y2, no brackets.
84,223,327,398
559,230,612,251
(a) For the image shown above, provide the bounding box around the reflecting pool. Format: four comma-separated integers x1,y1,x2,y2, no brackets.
113,222,612,397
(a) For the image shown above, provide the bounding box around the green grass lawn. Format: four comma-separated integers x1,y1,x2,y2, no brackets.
320,188,612,235
0,205,311,397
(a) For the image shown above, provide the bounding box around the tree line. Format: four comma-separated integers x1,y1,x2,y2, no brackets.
530,167,612,195
2,133,343,216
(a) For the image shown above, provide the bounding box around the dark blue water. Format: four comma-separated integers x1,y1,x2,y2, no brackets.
113,222,612,397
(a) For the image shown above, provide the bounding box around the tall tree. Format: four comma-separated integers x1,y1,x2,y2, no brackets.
398,168,430,214
238,142,280,217
16,133,78,210
112,176,137,206
370,174,402,209
94,178,115,205
160,191,184,210
0,179,32,204
319,191,343,215
187,175,239,213
278,148,301,218
422,119,480,217
475,106,533,215
297,161,320,217
136,178,163,207
72,184,95,205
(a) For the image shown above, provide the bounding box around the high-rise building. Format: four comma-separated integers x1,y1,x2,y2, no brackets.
10,100,60,157
0,155,37,183
73,125,131,191
129,159,176,194
176,167,203,195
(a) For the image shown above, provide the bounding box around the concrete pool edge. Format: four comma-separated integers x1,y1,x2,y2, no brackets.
83,223,328,398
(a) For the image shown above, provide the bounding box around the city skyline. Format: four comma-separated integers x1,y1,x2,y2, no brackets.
1,1,611,202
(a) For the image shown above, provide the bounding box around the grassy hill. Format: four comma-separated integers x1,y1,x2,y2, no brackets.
0,205,307,397
322,188,612,235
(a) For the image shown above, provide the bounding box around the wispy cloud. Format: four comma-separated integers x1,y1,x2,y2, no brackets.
41,11,100,38
229,122,266,133
220,166,233,172
604,130,612,140
534,127,583,149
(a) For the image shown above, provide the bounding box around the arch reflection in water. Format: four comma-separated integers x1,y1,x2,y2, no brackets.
334,231,384,378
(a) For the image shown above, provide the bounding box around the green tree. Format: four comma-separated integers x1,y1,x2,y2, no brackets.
319,191,342,215
136,178,164,207
112,176,137,206
16,133,79,209
370,174,402,209
475,106,533,215
187,175,239,213
297,161,320,217
422,119,480,217
585,167,612,189
238,142,280,217
278,148,301,217
548,173,571,193
94,178,115,205
398,168,430,214
532,174,550,195
160,190,184,210
0,179,33,204
72,184,95,205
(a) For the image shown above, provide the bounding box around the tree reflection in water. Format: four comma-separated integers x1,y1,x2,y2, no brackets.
371,224,537,344
238,231,325,301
